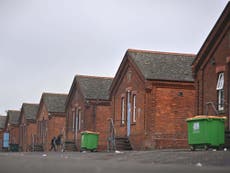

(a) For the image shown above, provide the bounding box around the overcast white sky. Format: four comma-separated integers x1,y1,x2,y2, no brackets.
0,0,229,115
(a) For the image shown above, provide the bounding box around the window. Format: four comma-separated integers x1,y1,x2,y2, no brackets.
132,95,136,123
216,72,224,111
218,89,224,111
43,120,48,137
216,72,224,90
72,111,75,131
78,110,81,130
121,97,125,125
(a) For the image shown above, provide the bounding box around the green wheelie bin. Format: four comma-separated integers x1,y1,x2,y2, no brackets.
186,116,226,151
81,131,99,152
9,144,19,152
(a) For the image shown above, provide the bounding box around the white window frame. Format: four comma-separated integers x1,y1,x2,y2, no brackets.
121,97,125,125
132,95,136,123
218,89,224,111
78,110,81,130
216,72,224,90
216,72,224,111
72,111,75,131
75,110,78,131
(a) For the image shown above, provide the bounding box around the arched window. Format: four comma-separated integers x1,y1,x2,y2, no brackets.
216,72,224,111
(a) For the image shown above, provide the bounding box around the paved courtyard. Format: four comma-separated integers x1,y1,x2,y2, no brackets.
0,150,230,173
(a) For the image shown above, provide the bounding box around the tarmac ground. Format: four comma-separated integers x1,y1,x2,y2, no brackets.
0,149,230,173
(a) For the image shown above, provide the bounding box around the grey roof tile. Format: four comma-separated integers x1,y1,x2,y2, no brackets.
7,110,20,125
0,116,6,129
42,93,67,113
21,103,39,120
75,75,113,100
127,49,195,82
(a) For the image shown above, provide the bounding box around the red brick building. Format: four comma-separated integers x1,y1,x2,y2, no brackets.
110,49,195,150
192,3,230,130
19,103,39,151
65,75,113,151
5,110,20,145
36,93,67,152
0,115,6,150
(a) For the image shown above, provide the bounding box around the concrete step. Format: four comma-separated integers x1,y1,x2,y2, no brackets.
115,137,132,151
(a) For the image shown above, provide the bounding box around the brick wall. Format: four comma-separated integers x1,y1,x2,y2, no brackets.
27,122,36,151
112,64,156,150
95,104,111,151
37,101,49,148
18,121,35,152
112,65,146,139
66,86,85,142
194,29,230,129
66,82,112,151
111,59,195,150
0,131,3,150
68,102,112,151
37,114,65,152
47,115,65,151
36,100,66,151
9,126,19,144
152,85,195,149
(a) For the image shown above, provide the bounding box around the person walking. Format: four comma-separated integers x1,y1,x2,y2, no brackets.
50,136,57,151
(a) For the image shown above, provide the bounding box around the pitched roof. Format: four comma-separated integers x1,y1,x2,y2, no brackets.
75,75,113,100
127,49,195,82
7,110,20,125
0,116,6,129
192,2,230,73
42,93,67,113
21,103,39,120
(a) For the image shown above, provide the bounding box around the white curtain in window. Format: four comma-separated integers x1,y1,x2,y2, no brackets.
216,73,224,90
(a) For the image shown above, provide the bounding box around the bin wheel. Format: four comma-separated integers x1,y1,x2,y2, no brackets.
90,149,97,152
190,145,195,151
204,145,209,151
80,148,86,152
217,145,223,151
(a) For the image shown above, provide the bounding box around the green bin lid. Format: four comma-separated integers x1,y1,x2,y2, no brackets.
186,115,227,122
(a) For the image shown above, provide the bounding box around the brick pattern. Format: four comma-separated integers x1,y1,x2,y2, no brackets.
194,29,230,129
152,87,195,148
66,88,85,142
0,131,3,150
95,105,111,151
26,123,36,150
19,113,26,151
111,59,195,149
9,126,19,144
20,125,32,152
37,101,49,149
66,82,112,151
37,101,66,151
